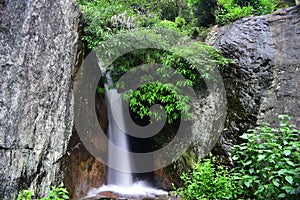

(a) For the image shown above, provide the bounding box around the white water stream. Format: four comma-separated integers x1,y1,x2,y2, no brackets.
84,74,168,199
105,80,133,186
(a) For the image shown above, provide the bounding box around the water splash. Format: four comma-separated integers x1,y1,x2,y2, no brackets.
86,181,168,199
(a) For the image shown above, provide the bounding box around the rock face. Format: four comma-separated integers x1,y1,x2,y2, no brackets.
0,0,299,198
210,14,275,161
257,8,300,126
212,6,300,161
0,0,80,198
159,6,300,188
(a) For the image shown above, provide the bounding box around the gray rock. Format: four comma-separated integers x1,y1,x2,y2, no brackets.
211,7,300,160
257,7,300,127
0,0,80,198
159,6,300,188
211,15,274,161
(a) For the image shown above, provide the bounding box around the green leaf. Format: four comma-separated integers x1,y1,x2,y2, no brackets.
97,87,105,94
62,194,69,199
286,160,295,167
272,179,280,187
232,155,238,160
257,155,266,161
285,176,293,184
283,150,291,156
244,160,252,166
278,193,286,198
245,181,251,187
239,133,248,139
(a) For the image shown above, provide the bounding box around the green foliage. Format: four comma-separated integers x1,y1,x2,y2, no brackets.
78,0,160,48
106,39,231,124
17,184,69,200
188,0,218,27
216,0,253,25
233,0,279,14
97,86,106,94
176,156,238,199
17,190,34,200
232,115,300,199
216,0,279,25
78,0,232,124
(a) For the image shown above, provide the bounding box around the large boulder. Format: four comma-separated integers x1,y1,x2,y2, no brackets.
158,6,300,188
0,0,80,198
211,6,300,161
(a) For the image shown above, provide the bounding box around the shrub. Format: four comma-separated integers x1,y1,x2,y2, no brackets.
216,0,253,25
176,156,238,199
77,0,160,49
216,0,279,25
105,39,231,124
17,184,69,200
17,190,33,200
232,115,300,199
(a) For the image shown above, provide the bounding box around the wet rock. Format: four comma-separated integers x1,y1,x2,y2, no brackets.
211,15,274,163
62,129,106,200
82,190,169,200
0,0,80,198
62,50,108,200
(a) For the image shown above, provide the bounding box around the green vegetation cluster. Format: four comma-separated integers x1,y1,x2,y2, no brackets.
176,115,300,199
78,0,234,123
78,0,293,123
78,0,286,49
216,0,281,24
17,184,69,200
78,0,289,124
176,156,238,199
108,43,230,123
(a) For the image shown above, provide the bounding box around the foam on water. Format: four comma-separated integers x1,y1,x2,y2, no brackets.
86,181,168,199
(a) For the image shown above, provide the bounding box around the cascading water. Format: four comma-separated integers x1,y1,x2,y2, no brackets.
85,73,168,199
105,74,133,186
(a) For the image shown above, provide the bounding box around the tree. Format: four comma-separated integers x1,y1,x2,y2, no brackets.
188,0,217,27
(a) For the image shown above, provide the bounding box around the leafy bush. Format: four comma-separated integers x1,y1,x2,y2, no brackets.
105,39,231,124
233,115,300,199
216,0,253,25
17,184,69,200
17,190,34,200
216,0,279,25
78,0,160,48
176,156,238,199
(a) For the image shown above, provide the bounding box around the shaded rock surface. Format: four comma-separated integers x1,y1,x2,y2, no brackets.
159,6,300,188
257,7,300,126
0,0,80,198
212,6,300,162
62,129,106,200
63,53,108,200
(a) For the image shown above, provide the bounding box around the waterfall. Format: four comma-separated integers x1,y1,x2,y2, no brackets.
105,75,133,187
85,74,168,199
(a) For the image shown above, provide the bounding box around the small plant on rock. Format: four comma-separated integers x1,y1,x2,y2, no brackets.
17,184,69,200
176,155,238,200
